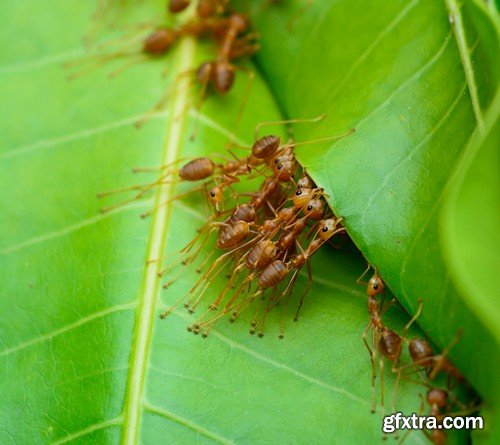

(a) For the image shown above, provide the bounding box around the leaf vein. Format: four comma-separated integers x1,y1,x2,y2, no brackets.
359,79,467,221
165,307,369,406
324,0,420,106
445,0,484,130
120,37,196,445
0,303,135,357
143,402,235,445
0,201,150,255
50,417,123,445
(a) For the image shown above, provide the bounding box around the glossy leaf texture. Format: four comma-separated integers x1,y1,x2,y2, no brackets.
0,1,444,444
245,0,500,442
442,0,500,346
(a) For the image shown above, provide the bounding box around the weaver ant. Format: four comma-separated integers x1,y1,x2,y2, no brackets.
169,0,230,17
185,216,344,338
359,269,424,413
68,15,242,79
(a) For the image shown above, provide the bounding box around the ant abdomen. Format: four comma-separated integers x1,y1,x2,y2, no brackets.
143,28,176,55
169,0,190,13
213,63,235,94
427,388,448,408
258,260,288,289
252,135,281,159
197,62,214,84
378,328,402,361
216,221,249,249
230,204,256,223
246,240,277,270
179,157,215,181
408,338,434,367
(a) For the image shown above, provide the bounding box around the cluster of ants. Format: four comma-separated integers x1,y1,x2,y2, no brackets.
75,0,259,120
98,114,477,443
361,270,477,443
85,2,477,443
100,116,355,337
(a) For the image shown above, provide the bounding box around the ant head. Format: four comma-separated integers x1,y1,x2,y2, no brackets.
213,63,235,94
318,218,337,240
427,388,447,408
197,0,216,17
169,0,190,13
272,159,295,181
143,28,176,54
302,198,324,220
293,187,313,208
297,174,314,189
367,273,384,297
229,13,250,33
208,186,223,203
252,135,281,159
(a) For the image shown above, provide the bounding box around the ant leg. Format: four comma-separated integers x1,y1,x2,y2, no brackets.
254,285,281,337
356,264,373,285
136,71,195,128
195,250,216,273
99,179,166,213
378,349,386,417
189,64,213,140
208,255,245,311
140,184,206,219
132,156,194,173
428,329,463,380
391,367,402,415
380,298,397,315
362,323,377,413
231,65,255,141
293,259,313,321
404,298,423,331
108,54,149,78
66,51,136,80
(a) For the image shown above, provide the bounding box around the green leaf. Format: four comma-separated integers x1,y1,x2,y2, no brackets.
0,1,443,444
442,93,500,344
442,0,500,344
245,0,499,442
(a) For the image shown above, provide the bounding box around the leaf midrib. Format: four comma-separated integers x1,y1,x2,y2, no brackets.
445,0,485,130
120,37,196,445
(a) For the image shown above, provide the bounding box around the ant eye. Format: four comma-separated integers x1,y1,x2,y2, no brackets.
295,190,302,195
274,159,279,163
277,164,283,170
307,205,313,211
322,226,328,232
373,284,379,290
210,191,216,197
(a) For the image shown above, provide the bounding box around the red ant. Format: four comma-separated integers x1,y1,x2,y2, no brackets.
187,217,343,338
169,0,229,17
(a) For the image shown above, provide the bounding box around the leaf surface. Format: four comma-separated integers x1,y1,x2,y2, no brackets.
0,1,439,444
246,0,500,442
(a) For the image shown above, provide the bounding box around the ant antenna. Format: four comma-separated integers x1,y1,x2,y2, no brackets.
254,114,326,140
291,128,356,149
